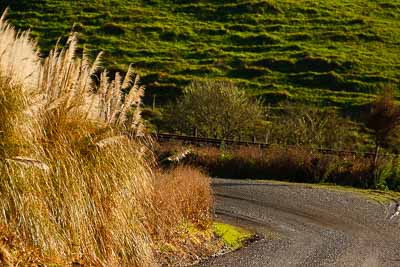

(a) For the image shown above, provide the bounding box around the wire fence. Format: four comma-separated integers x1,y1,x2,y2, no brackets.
154,132,398,158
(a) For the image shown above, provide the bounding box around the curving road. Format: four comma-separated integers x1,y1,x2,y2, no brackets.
200,179,400,267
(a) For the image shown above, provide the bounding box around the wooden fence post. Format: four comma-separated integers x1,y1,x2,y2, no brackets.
152,94,157,110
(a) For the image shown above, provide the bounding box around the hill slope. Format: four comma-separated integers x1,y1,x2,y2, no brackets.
2,0,400,107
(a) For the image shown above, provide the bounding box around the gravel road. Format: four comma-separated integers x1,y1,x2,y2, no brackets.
200,179,400,267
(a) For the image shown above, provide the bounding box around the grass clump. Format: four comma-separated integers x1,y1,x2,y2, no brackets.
0,11,217,266
0,10,154,266
152,166,217,266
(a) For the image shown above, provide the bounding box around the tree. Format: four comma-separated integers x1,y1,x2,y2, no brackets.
166,80,265,139
269,104,356,149
366,88,400,164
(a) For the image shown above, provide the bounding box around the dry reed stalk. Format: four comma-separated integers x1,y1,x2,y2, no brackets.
0,242,12,266
0,8,40,92
5,156,50,173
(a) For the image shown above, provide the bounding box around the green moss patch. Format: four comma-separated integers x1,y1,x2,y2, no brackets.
213,222,252,250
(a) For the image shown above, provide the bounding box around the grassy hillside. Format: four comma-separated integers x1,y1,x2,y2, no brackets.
2,0,400,107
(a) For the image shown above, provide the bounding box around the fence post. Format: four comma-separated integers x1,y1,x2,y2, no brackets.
152,94,156,110
253,135,256,143
193,127,198,137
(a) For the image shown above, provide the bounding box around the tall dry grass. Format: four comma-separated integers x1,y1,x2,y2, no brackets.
0,10,217,266
151,166,215,266
157,143,390,189
0,9,155,266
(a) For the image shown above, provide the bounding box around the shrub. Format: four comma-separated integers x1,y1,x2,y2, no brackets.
165,80,265,139
329,156,375,188
376,156,400,191
268,105,360,150
365,88,400,159
102,22,125,35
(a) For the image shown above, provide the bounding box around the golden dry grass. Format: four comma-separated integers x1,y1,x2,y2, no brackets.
151,166,218,266
0,9,154,265
0,10,215,266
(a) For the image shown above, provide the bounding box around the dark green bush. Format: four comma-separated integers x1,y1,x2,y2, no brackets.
101,22,125,35
377,157,400,191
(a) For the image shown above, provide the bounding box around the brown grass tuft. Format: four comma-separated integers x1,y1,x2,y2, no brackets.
153,166,213,232
151,166,216,266
157,143,392,189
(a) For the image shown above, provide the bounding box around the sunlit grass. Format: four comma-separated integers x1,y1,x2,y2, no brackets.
0,11,216,266
309,184,400,204
258,179,400,204
1,0,399,107
213,222,252,250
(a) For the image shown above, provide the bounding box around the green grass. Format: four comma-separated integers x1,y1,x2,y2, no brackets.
310,183,400,203
213,222,252,250
259,179,400,203
2,0,400,107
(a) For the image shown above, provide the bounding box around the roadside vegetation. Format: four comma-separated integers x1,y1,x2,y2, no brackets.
157,74,400,192
309,183,400,204
158,87,400,192
0,12,221,266
158,143,400,192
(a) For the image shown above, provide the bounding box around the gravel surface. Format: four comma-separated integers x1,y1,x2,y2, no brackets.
199,179,400,267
